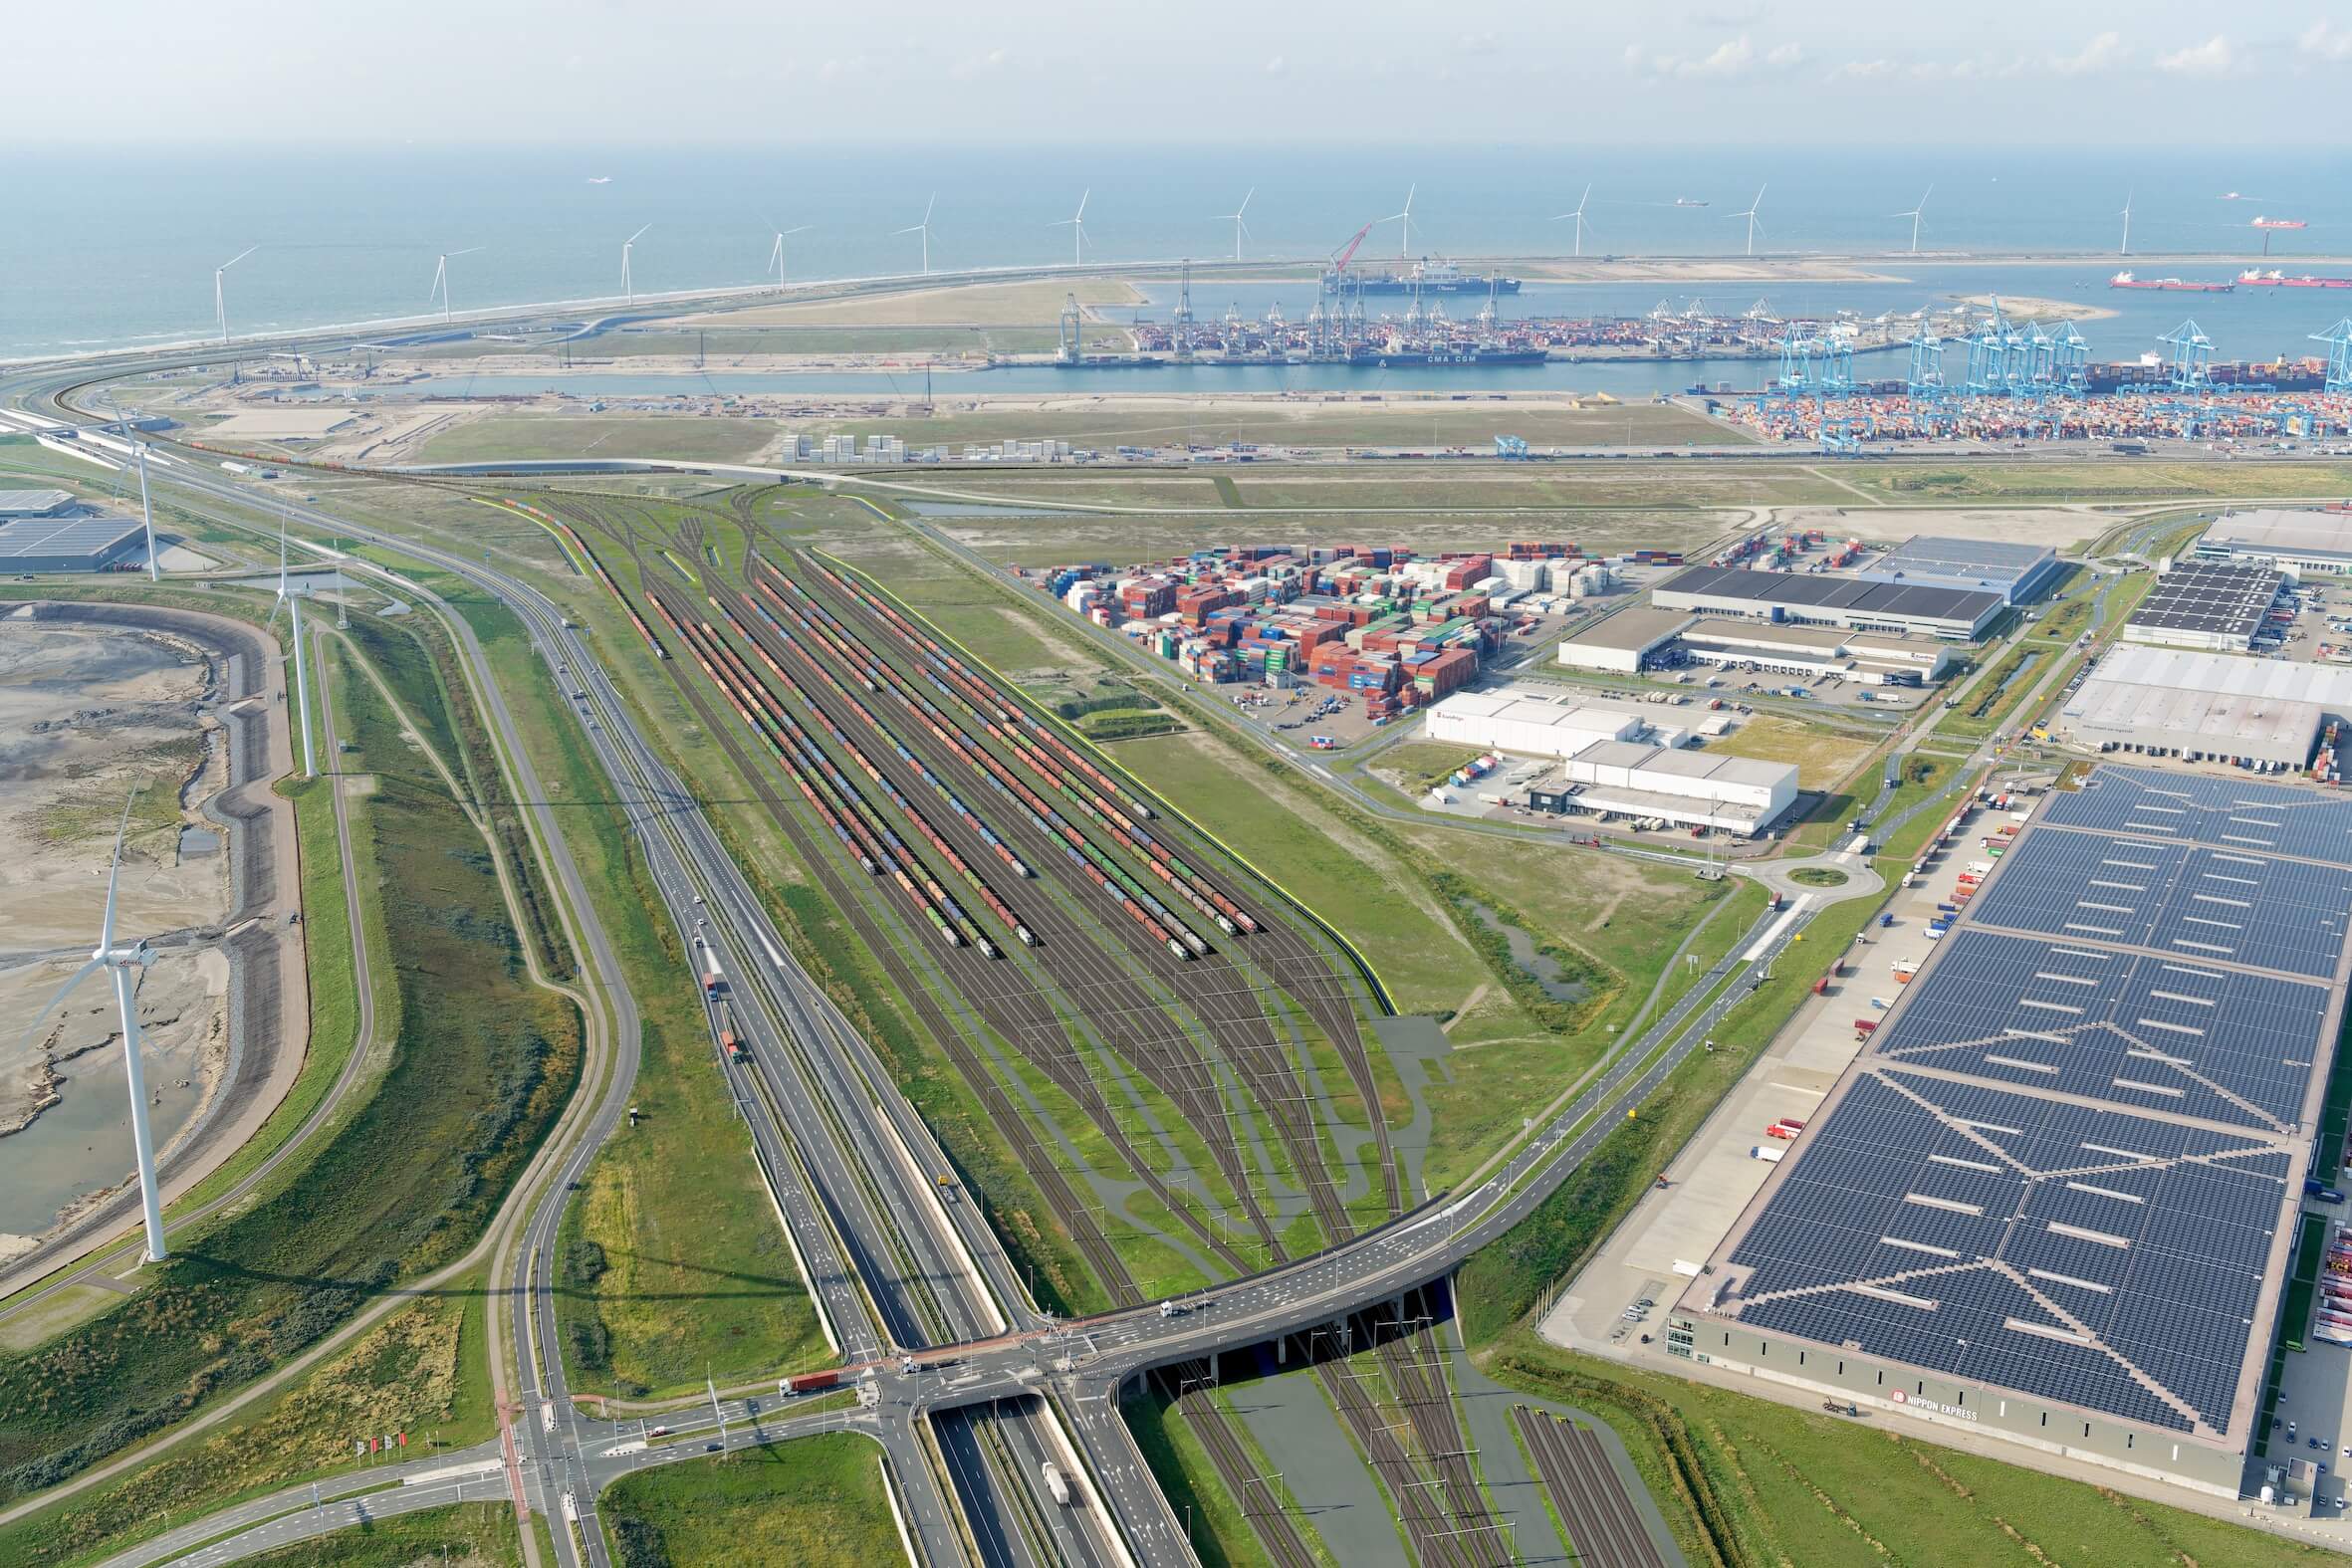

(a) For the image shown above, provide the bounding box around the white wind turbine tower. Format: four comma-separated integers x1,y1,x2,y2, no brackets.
1893,186,1932,255
271,509,318,779
1216,188,1255,263
1388,183,1418,258
765,221,812,287
896,194,937,275
620,224,651,304
105,392,161,582
1551,183,1594,258
1052,189,1091,266
1730,186,1766,257
13,796,171,1261
214,246,258,345
428,247,484,323
2118,188,2134,256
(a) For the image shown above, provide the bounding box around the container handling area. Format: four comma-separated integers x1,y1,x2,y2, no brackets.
1671,765,2352,1500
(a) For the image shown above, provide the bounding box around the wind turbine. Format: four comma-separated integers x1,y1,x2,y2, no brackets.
13,795,170,1261
1730,186,1765,257
895,194,937,275
1893,186,1932,254
271,509,318,780
764,220,812,287
620,224,651,304
1052,189,1090,266
2118,188,2133,256
1551,183,1593,258
1388,184,1418,259
1216,188,1254,263
427,247,483,323
214,246,258,345
106,392,161,582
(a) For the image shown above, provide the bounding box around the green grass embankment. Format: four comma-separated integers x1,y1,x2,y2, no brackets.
238,1503,522,1568
602,1433,898,1568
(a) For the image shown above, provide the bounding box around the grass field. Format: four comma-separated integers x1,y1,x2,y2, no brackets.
601,1433,898,1568
0,602,582,1511
238,1503,521,1568
0,1286,495,1566
1457,894,1879,1345
1703,713,1876,791
1481,1333,2329,1568
1847,459,2352,507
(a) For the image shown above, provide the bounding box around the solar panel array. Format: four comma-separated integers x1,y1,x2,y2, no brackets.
1713,764,2352,1439
2125,560,2286,642
2037,765,2352,867
1870,927,2328,1130
1727,1073,2288,1434
1963,826,2352,979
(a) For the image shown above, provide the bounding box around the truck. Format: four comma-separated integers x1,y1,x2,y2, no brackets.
1750,1145,1785,1163
1042,1462,1072,1506
936,1173,959,1202
784,1370,840,1395
1854,1017,1878,1034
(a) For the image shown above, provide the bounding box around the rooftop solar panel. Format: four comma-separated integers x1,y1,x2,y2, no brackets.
2038,765,2352,867
1696,762,2352,1443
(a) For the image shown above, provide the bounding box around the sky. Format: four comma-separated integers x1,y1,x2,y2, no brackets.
13,2,2352,145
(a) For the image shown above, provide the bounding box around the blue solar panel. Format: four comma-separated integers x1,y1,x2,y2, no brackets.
1724,1072,2286,1434
1704,762,2352,1440
2038,765,2352,867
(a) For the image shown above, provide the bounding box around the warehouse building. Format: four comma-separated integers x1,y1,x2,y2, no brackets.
1679,620,1959,685
0,489,76,519
2055,644,2352,770
1552,606,1693,674
1675,766,2352,1498
2194,509,2352,575
1856,536,2063,605
2120,560,2288,653
1427,689,1796,833
1652,564,2004,640
0,516,145,573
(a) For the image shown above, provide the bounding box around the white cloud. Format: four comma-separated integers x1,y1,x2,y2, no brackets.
1830,58,1898,80
2049,31,2126,75
1264,54,1287,75
2156,34,2234,74
1457,30,1500,55
948,47,1007,81
1631,35,1784,78
2298,20,2352,60
819,56,865,82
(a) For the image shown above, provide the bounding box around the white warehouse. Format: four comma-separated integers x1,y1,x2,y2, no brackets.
1428,690,1798,834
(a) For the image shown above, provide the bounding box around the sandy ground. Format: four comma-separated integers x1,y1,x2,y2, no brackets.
1953,294,2118,322
667,277,1145,328
0,620,227,1249
199,408,363,440
1764,505,2114,551
0,604,307,1274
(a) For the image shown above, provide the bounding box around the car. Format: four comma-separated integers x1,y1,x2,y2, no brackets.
648,1426,670,1438
2310,1437,2323,1450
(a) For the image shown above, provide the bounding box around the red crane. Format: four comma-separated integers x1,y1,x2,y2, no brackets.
1327,222,1375,276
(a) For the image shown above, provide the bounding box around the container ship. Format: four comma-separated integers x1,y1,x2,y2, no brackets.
2109,271,2235,293
2238,268,2352,290
1323,258,1522,296
1346,343,1546,367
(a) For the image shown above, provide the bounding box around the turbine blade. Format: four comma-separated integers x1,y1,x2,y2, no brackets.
627,223,652,245
10,956,107,1062
101,791,135,948
220,245,259,271
1238,187,1254,218
922,192,936,223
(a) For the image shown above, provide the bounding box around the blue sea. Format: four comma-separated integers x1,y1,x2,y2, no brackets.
5,144,2347,364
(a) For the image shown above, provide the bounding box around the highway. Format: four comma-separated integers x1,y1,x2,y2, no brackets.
6,349,1853,1568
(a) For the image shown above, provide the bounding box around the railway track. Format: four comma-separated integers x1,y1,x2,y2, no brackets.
1154,1360,1316,1568
1514,1405,1668,1568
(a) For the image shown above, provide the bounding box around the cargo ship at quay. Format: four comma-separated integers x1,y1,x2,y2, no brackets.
2108,271,2235,293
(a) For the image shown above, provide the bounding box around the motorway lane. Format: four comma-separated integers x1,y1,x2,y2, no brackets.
153,1474,518,1568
